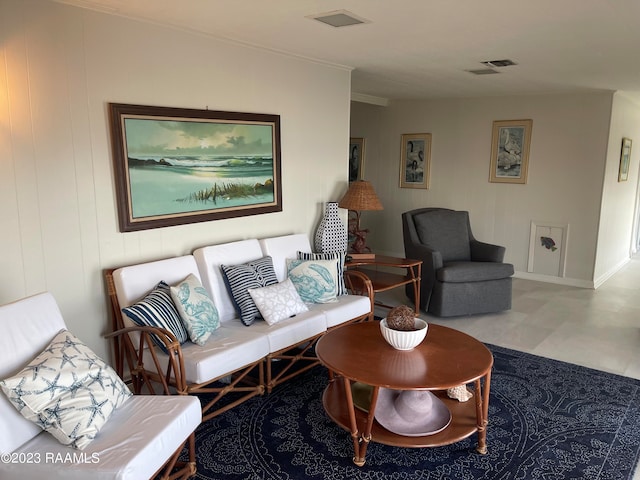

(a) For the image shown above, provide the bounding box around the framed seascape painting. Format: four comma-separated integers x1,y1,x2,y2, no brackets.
349,137,365,182
618,137,632,182
109,103,282,232
489,119,532,184
399,133,431,189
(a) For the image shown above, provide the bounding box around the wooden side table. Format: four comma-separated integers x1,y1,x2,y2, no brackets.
316,322,493,466
345,255,422,315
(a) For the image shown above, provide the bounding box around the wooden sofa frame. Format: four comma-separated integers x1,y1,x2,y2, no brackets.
105,271,266,422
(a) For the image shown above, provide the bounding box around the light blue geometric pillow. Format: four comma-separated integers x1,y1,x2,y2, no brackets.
122,281,189,353
296,251,346,296
0,330,132,450
170,274,220,346
248,278,309,325
286,258,339,304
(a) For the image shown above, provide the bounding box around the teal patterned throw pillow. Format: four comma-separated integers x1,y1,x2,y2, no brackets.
286,258,339,304
296,251,346,296
170,274,220,346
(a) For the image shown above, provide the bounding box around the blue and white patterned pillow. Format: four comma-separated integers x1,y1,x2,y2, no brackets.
221,256,278,326
122,281,189,353
0,329,132,450
297,251,346,296
248,278,309,325
286,258,340,304
170,274,220,346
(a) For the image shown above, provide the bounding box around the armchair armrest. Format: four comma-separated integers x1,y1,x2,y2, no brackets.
408,243,443,271
344,270,375,320
470,240,506,262
105,326,188,396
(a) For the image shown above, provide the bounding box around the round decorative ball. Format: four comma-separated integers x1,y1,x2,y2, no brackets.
387,305,417,331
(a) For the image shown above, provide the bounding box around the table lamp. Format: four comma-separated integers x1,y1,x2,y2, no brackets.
338,180,383,255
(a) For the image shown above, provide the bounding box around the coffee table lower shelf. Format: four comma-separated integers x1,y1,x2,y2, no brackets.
322,379,479,449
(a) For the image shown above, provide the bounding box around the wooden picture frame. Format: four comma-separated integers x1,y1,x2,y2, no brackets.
619,137,632,182
349,137,365,182
489,119,533,184
399,133,431,189
109,103,282,232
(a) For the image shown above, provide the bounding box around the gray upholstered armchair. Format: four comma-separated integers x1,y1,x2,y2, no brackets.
402,208,514,317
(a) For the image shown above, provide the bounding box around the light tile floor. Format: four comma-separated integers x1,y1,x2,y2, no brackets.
375,255,640,379
375,256,640,478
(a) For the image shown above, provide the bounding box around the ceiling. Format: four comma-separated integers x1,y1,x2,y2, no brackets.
55,0,640,104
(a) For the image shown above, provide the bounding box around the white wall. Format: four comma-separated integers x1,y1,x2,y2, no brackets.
0,0,351,359
351,92,620,286
594,92,640,284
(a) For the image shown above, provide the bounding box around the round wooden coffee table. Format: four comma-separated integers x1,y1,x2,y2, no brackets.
316,321,493,466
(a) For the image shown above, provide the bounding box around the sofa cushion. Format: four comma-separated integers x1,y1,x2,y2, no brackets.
414,210,471,262
193,239,265,324
296,251,347,296
249,278,309,325
170,274,220,346
0,330,131,450
223,310,326,354
286,258,339,303
0,395,201,480
221,256,279,326
0,293,68,454
122,281,189,352
306,294,372,329
437,261,515,283
142,327,270,384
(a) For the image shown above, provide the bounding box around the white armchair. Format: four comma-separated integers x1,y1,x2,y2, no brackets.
0,292,201,480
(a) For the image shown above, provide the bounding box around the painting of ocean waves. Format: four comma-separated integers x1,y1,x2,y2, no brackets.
128,154,275,218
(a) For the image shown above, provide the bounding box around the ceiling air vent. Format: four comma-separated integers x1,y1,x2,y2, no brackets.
481,59,518,68
466,68,500,75
308,10,369,27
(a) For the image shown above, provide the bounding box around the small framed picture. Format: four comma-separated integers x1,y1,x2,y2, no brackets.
489,119,533,184
349,137,365,182
399,133,431,189
619,137,632,182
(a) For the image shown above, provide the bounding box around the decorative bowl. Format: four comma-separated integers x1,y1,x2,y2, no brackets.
379,318,428,351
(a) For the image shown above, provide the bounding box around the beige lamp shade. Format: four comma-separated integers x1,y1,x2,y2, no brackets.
338,181,383,211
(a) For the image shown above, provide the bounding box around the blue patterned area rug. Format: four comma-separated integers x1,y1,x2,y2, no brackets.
186,345,640,479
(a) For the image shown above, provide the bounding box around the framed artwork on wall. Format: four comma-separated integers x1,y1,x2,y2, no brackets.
527,221,569,278
489,119,533,184
349,137,365,182
618,137,632,182
109,103,282,232
399,133,431,189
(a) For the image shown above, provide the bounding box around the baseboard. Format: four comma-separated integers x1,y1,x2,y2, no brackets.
593,256,631,289
513,271,593,289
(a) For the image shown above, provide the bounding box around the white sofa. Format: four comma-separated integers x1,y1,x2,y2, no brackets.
0,292,202,480
106,233,373,422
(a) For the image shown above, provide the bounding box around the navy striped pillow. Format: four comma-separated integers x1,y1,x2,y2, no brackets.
297,251,346,296
221,256,278,326
122,281,189,353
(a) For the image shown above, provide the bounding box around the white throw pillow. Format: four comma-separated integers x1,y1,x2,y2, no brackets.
0,329,132,449
248,278,309,325
286,258,340,303
170,274,220,346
